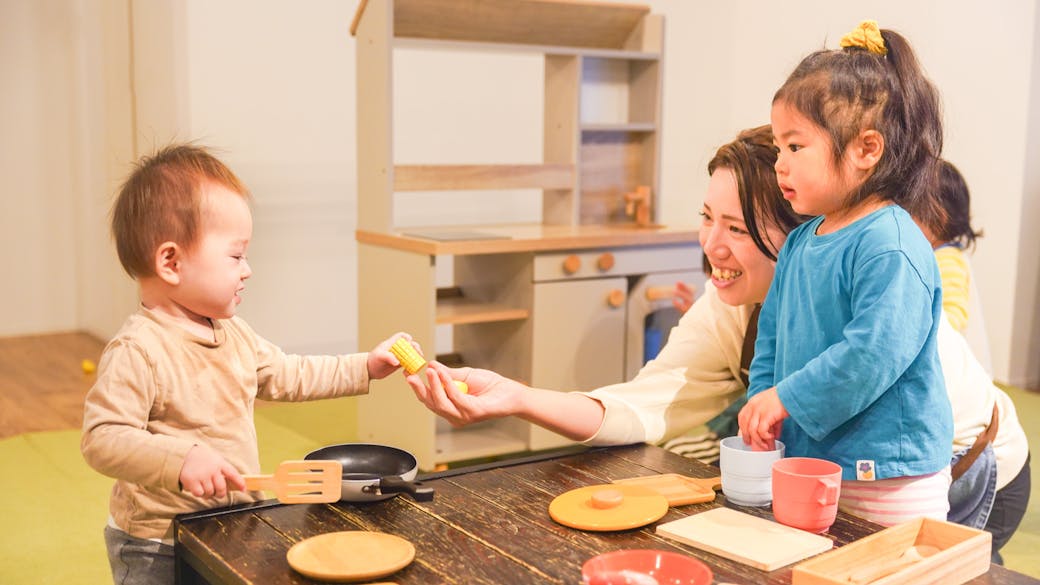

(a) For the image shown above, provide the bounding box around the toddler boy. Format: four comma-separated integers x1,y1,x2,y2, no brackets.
81,144,406,584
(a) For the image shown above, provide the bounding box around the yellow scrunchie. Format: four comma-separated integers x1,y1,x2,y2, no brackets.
839,20,887,56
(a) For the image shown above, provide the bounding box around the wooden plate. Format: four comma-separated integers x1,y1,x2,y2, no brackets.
286,531,415,582
549,484,669,531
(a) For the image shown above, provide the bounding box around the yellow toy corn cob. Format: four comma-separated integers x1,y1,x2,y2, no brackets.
390,338,468,393
390,338,427,375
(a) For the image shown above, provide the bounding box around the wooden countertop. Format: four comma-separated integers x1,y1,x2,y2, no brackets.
174,444,1037,585
356,223,700,255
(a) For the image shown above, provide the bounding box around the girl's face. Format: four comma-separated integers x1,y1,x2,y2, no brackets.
771,101,858,220
172,183,253,323
699,168,786,307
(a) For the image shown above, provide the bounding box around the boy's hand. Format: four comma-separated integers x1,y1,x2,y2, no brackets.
737,387,788,451
179,444,246,499
368,332,414,380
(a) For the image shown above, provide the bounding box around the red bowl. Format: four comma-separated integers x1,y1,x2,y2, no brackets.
582,549,713,585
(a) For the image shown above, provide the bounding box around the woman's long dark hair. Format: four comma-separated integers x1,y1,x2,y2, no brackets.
708,125,810,261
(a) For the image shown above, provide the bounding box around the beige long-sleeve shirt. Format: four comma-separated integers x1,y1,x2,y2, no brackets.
81,306,370,540
584,282,752,446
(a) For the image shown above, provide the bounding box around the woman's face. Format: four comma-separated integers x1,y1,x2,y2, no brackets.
698,168,786,306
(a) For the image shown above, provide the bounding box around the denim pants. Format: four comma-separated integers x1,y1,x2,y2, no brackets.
986,452,1032,564
948,449,1033,565
948,444,998,530
104,525,175,585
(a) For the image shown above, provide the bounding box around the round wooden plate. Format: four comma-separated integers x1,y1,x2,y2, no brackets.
286,531,415,582
549,484,669,531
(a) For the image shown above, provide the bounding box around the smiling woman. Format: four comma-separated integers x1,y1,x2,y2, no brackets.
404,125,803,450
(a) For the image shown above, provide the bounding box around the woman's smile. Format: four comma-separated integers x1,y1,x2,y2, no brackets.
711,266,744,283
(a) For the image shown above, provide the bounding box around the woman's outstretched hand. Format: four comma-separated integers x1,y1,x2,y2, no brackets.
405,361,519,427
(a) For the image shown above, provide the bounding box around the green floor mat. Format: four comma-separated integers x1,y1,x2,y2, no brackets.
0,404,352,585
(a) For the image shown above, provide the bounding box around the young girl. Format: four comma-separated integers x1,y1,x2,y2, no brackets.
737,21,954,526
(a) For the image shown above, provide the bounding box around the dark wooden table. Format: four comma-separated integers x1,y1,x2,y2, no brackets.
175,443,1037,584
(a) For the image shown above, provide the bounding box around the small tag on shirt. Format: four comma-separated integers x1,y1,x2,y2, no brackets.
856,460,876,481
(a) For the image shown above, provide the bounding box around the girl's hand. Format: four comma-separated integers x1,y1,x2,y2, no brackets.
179,444,245,498
367,332,415,380
737,387,788,451
406,361,519,427
672,281,695,314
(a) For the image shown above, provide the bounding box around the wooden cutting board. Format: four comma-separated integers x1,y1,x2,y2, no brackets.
613,473,720,506
656,507,833,571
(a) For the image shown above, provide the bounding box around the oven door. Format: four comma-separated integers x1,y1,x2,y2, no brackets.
625,269,706,380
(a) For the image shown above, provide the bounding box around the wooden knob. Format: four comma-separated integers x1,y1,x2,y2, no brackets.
589,489,624,509
607,289,625,308
596,252,615,272
562,255,581,275
645,285,674,302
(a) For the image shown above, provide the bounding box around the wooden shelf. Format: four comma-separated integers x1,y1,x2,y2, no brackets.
394,163,574,191
435,423,529,463
393,37,660,60
357,223,699,255
354,0,673,470
354,0,658,52
582,122,655,132
436,297,529,325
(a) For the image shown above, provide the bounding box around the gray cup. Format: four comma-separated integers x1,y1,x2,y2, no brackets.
719,436,785,507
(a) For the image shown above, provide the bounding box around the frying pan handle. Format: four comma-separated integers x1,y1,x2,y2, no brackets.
364,476,435,501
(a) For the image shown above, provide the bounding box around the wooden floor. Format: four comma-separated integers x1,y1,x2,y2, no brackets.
0,331,106,439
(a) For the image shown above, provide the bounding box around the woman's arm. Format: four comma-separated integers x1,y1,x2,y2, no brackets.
407,282,748,446
409,363,606,441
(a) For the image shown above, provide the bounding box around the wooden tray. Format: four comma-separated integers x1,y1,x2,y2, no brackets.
792,517,991,585
613,473,720,506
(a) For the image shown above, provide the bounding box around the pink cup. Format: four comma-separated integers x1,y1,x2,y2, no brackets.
771,457,842,533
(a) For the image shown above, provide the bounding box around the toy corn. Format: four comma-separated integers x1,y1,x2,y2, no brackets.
390,338,468,393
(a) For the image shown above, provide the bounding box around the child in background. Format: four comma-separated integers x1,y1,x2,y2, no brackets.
929,160,983,331
81,144,408,585
738,21,954,526
918,160,993,373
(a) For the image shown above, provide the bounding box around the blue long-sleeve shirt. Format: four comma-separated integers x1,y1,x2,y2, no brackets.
749,206,953,481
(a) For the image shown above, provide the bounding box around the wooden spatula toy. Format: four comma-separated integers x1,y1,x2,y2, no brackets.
243,460,342,504
390,338,468,393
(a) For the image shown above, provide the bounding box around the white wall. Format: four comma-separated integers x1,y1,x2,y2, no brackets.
3,0,1038,386
2,0,85,335
1012,3,1040,386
